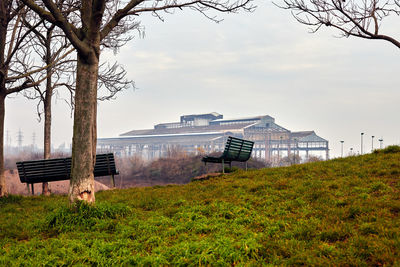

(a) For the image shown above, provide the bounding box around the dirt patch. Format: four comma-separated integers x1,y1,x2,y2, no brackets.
191,172,222,181
5,169,109,195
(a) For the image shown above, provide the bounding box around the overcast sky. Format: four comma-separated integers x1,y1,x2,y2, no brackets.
5,1,400,157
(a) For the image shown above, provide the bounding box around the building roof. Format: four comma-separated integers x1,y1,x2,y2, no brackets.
211,115,274,123
98,132,226,146
291,131,328,142
181,112,222,119
120,122,256,136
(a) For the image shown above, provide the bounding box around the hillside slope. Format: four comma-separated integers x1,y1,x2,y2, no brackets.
0,147,399,265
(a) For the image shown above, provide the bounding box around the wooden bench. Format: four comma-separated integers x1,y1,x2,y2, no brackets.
16,153,119,195
202,136,254,173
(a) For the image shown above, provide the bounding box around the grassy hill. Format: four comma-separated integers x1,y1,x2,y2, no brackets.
1,147,400,266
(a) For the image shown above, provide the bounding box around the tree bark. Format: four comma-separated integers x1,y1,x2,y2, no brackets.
42,30,52,196
68,52,98,203
0,94,7,197
42,69,52,195
0,3,8,196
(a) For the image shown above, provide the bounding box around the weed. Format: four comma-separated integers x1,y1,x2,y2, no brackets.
0,194,23,207
45,201,130,233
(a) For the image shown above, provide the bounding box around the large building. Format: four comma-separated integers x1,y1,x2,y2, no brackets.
97,112,329,164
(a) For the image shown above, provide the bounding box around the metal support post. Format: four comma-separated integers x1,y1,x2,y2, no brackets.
111,174,115,188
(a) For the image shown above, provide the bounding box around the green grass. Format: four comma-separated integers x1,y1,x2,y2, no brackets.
1,147,400,266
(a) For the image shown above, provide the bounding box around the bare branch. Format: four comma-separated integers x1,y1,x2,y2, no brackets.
21,0,90,55
6,47,74,81
277,0,400,48
101,0,255,40
97,61,134,101
7,74,48,94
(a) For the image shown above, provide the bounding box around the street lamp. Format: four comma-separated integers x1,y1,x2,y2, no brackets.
361,132,364,155
350,147,353,156
371,135,375,152
340,140,344,157
378,138,383,149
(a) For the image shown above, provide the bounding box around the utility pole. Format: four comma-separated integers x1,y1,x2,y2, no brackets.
17,129,23,150
32,132,36,152
5,130,9,153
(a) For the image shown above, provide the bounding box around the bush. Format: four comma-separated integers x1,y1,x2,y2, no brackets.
374,145,400,154
106,154,269,188
383,145,400,154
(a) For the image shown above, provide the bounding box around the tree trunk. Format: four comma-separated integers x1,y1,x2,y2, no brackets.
42,34,52,196
68,53,98,203
42,71,52,196
0,94,7,197
0,6,7,196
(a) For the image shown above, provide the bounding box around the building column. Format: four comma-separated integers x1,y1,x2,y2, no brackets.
326,141,330,160
306,142,309,160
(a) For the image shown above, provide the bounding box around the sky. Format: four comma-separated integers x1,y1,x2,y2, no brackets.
5,1,400,157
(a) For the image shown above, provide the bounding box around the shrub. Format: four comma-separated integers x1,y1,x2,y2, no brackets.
374,145,400,154
383,145,400,154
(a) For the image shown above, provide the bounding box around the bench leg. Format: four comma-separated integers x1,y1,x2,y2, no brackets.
222,159,225,174
111,174,115,188
31,183,34,195
245,162,248,171
26,183,30,194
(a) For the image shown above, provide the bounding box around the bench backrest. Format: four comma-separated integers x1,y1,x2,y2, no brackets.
16,153,118,184
221,136,254,162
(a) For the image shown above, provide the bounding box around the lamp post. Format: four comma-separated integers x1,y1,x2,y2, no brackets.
371,135,375,152
361,132,364,155
340,140,344,157
378,138,383,149
350,147,353,156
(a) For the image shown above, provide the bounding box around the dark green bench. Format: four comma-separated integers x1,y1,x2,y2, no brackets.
202,136,254,173
16,153,119,195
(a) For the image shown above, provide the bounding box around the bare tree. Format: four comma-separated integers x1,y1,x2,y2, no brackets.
0,1,62,197
24,13,131,196
20,0,134,197
21,0,254,203
278,0,400,48
23,16,75,195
